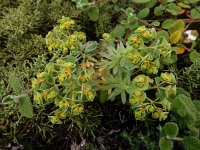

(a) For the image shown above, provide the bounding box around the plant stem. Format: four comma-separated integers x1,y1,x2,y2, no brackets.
137,19,161,31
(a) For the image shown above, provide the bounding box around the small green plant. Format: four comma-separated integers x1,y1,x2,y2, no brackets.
159,91,200,150
33,18,180,126
3,75,33,118
32,57,97,124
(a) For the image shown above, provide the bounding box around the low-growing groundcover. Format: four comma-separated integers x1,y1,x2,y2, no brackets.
1,0,200,149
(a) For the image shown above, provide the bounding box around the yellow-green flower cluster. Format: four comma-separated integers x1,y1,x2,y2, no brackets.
102,33,111,40
32,58,97,124
135,26,152,39
45,17,86,53
127,52,141,65
82,83,96,101
32,59,76,105
133,75,152,90
167,85,176,97
56,59,76,83
59,17,75,30
128,26,155,48
133,104,158,121
151,108,168,121
129,90,146,105
128,34,143,48
75,31,86,42
161,73,176,84
33,89,57,105
134,106,146,120
130,73,173,121
132,102,169,121
140,57,160,75
48,99,84,124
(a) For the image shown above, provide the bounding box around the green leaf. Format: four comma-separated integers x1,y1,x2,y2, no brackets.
85,41,97,53
138,8,149,19
159,137,173,150
112,25,125,38
183,137,200,150
9,76,22,95
184,0,200,4
161,52,177,65
65,56,76,63
121,90,126,104
177,108,187,117
178,94,198,121
166,3,182,15
87,6,99,21
18,95,33,118
132,0,150,3
168,20,185,34
99,91,109,103
2,95,15,104
191,8,200,19
162,19,175,29
190,50,200,63
151,21,160,27
126,7,134,15
145,0,157,8
178,2,191,9
157,30,169,41
170,31,182,44
193,100,200,111
164,122,179,138
154,5,164,16
127,15,136,24
176,87,191,97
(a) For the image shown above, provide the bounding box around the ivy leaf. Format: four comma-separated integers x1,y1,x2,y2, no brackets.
154,5,164,16
170,31,182,44
151,21,160,27
112,25,125,38
145,0,157,8
87,6,99,21
166,3,182,15
177,2,191,9
189,50,200,63
18,95,34,118
159,137,173,150
177,108,187,117
9,76,22,95
138,8,149,19
162,19,175,29
126,7,134,15
183,137,200,150
193,100,200,111
168,20,185,34
176,87,191,97
161,52,177,65
157,30,169,41
128,16,136,24
164,122,179,138
191,7,200,19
